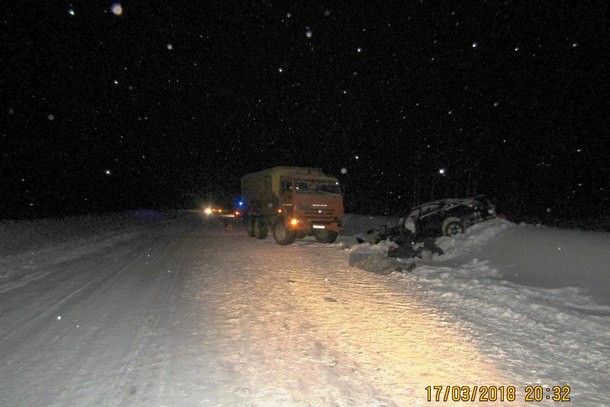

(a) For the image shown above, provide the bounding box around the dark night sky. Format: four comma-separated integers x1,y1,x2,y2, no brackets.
2,1,608,221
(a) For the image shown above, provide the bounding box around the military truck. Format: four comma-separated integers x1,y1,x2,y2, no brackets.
241,166,344,245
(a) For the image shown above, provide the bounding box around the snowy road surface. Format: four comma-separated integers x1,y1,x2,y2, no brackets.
1,211,608,406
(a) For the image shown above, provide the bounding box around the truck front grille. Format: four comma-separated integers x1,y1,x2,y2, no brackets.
303,209,337,222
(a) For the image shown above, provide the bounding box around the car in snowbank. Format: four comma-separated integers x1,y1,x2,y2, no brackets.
401,195,496,239
355,196,496,246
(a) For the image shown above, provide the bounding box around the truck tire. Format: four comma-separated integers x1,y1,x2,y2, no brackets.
254,217,268,239
442,218,464,236
313,229,338,243
273,221,296,245
246,217,255,237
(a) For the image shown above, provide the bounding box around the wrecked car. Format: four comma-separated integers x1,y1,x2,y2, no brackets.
401,195,496,239
356,196,496,245
351,196,494,272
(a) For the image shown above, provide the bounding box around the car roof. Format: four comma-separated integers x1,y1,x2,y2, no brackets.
410,197,479,210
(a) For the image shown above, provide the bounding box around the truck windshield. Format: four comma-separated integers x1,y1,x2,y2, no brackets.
294,179,341,195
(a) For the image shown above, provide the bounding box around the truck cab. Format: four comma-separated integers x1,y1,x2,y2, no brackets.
242,167,344,245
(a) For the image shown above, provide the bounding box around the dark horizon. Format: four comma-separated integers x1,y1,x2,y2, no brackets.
2,2,608,223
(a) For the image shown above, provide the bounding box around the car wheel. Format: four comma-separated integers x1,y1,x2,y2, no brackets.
443,219,464,236
246,217,255,237
273,221,296,245
254,217,268,239
313,229,338,243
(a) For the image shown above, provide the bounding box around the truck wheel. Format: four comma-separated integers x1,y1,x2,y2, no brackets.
246,217,255,237
273,221,296,245
254,218,268,239
313,229,338,243
443,219,464,236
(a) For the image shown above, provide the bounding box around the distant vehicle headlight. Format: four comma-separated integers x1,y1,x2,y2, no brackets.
204,207,213,215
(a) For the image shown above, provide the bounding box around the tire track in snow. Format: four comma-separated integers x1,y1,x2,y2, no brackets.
166,232,519,406
93,236,199,406
0,215,525,406
0,239,140,350
0,221,193,406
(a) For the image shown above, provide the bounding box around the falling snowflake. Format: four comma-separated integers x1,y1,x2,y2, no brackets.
68,8,75,16
341,168,347,174
111,3,123,16
47,114,55,121
167,43,173,50
305,28,312,38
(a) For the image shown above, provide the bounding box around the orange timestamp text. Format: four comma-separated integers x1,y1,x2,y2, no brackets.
425,385,571,402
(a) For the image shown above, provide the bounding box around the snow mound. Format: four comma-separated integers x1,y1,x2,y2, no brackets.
347,238,397,256
435,218,515,260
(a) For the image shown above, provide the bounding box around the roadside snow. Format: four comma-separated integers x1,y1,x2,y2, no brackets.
0,211,608,405
347,216,610,405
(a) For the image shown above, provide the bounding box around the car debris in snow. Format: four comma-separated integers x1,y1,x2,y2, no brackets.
348,235,424,275
351,253,404,275
350,219,446,274
349,196,494,274
356,196,496,245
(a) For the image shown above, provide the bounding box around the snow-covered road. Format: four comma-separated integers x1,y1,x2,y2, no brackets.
1,211,608,406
